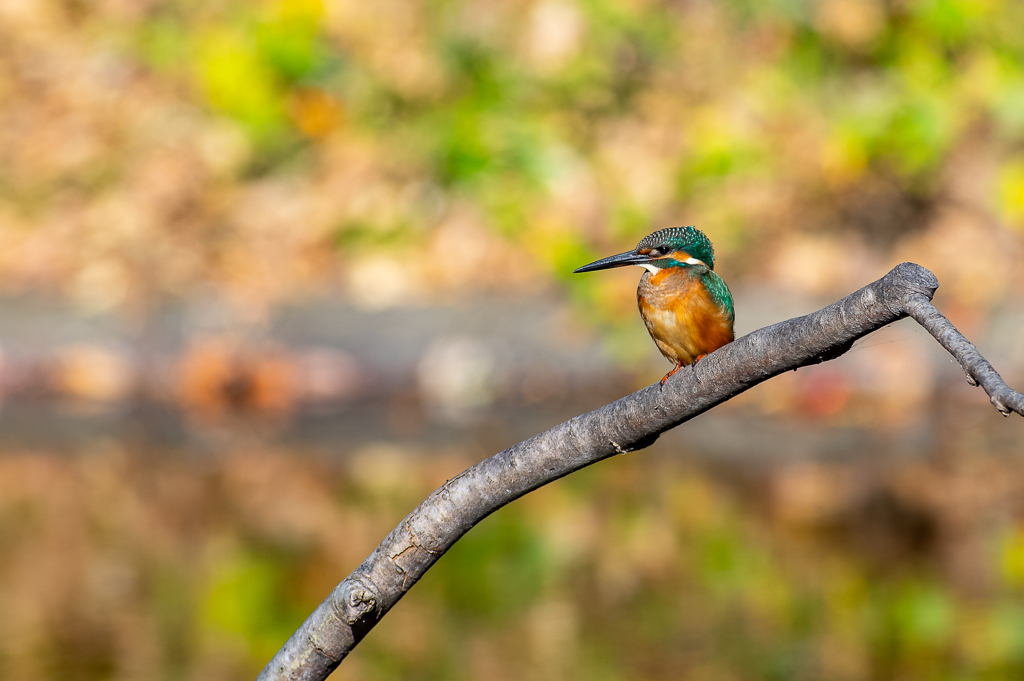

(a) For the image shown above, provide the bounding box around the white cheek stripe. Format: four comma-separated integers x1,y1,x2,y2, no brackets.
636,258,705,273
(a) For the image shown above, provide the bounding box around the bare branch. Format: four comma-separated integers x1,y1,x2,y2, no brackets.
258,263,1023,681
903,295,1024,416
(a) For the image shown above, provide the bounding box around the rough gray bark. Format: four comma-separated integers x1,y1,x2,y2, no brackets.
259,262,1024,681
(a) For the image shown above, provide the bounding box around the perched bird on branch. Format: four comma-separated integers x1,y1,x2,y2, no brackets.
575,226,735,385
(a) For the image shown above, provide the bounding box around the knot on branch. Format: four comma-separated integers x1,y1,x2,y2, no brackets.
811,337,856,365
609,432,660,454
333,575,381,626
990,387,1024,417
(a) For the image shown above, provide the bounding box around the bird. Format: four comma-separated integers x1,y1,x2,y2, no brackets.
574,226,735,385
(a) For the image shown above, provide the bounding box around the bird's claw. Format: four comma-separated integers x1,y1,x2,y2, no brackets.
659,355,709,389
659,363,685,388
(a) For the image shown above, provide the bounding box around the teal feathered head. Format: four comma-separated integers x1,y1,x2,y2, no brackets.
636,226,716,270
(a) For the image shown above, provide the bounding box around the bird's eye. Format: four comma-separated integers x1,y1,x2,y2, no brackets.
655,246,671,256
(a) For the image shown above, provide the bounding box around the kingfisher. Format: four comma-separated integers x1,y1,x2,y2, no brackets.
574,226,735,385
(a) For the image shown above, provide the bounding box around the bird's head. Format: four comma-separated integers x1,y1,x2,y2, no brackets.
574,226,716,274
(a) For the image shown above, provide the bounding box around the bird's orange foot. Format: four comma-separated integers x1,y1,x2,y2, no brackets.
693,353,708,363
660,362,684,387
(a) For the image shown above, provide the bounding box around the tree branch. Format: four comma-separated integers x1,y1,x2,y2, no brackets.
258,263,1023,681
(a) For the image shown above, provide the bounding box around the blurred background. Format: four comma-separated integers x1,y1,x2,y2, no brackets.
1,0,1024,679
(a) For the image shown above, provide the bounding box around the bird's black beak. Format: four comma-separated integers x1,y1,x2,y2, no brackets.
573,250,651,273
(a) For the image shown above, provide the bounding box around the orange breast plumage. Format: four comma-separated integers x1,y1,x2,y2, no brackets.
637,267,735,367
